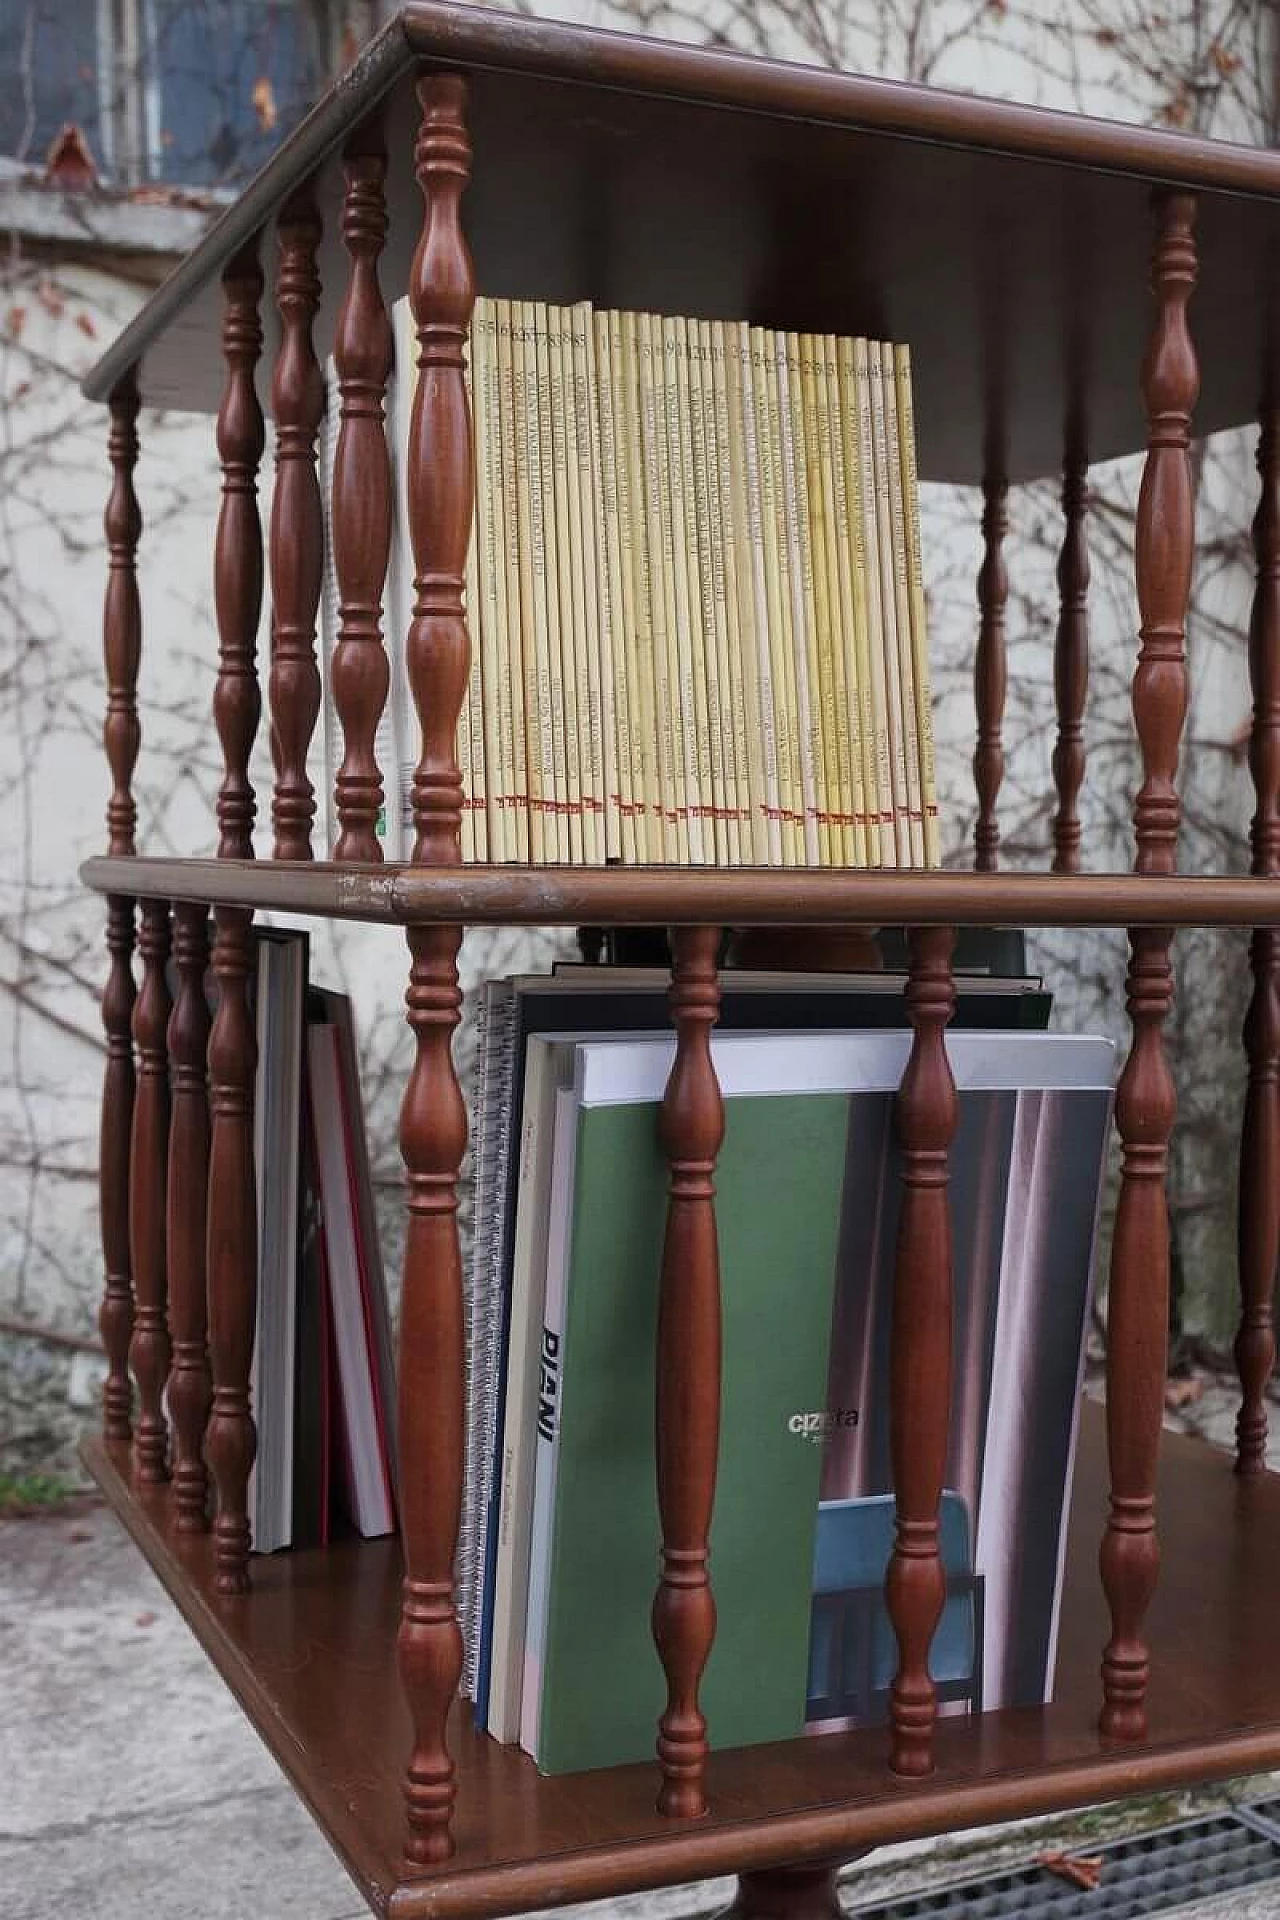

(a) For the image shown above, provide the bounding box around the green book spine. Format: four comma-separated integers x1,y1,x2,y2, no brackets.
536,1091,848,1775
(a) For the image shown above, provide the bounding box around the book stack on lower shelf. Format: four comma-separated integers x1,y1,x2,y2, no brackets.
320,299,938,870
453,965,1113,1774
244,929,398,1553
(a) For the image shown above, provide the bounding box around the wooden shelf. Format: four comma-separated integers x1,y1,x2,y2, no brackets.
84,1409,1280,1920
82,2,1280,481
81,854,1280,930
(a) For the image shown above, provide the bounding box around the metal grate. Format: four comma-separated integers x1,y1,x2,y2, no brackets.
847,1811,1280,1919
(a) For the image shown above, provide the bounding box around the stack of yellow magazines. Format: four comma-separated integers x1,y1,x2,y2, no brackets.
319,297,940,869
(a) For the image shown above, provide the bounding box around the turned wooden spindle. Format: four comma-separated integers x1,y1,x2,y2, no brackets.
396,73,474,1869
332,132,394,862
653,924,724,1820
269,189,324,861
398,925,466,1864
206,906,259,1591
1236,412,1280,1475
100,370,142,1443
214,243,264,863
973,476,1008,873
128,900,172,1485
406,74,475,866
1100,189,1198,1742
886,923,958,1778
1051,451,1090,873
206,245,264,1594
167,905,212,1530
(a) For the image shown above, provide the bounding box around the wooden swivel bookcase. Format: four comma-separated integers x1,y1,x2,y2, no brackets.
78,6,1280,1917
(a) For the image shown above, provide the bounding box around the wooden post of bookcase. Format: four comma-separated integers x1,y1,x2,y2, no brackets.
1100,189,1197,1741
885,923,957,1778
129,898,172,1485
396,72,473,1869
206,240,265,1596
973,477,1007,872
331,124,394,863
654,923,724,1820
100,368,141,1445
717,1862,863,1920
167,905,212,1530
269,186,324,862
1052,448,1090,874
1236,410,1280,1475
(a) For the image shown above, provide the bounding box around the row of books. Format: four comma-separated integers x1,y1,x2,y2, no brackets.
319,298,940,870
244,931,397,1553
456,967,1111,1774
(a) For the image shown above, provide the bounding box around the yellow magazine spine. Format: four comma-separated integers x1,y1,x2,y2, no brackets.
895,343,941,868
880,340,925,867
708,320,758,865
463,313,487,862
513,301,553,863
639,311,688,863
865,336,912,866
537,303,577,863
821,333,868,868
495,301,530,862
666,316,713,864
472,300,510,862
561,303,602,865
573,304,613,864
781,331,827,867
804,333,855,868
849,336,898,866
838,335,890,866
752,326,801,865
738,324,784,865
598,310,640,863
459,502,478,863
805,335,851,866
693,319,744,865
622,311,665,860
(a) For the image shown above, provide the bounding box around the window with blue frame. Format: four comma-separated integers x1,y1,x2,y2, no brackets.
0,0,332,187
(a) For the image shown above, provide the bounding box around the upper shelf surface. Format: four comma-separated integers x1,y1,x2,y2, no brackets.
86,1,1280,482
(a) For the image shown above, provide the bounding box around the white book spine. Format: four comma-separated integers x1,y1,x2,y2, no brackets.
486,1036,557,1741
519,1084,577,1760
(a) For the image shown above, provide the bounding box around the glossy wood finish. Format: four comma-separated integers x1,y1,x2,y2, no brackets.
80,854,1280,931
99,371,142,1442
206,239,266,1593
653,925,724,1820
405,73,475,865
215,243,264,862
82,7,1280,490
886,926,957,1778
1100,191,1198,1745
128,900,173,1485
167,904,213,1531
205,905,259,1593
1051,453,1090,874
269,188,325,862
398,922,466,1866
84,1410,1280,1920
394,71,476,1870
973,482,1007,873
1237,415,1280,1475
715,1865,852,1920
331,131,394,863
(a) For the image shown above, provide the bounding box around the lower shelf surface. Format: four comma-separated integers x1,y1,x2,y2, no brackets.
83,1408,1280,1920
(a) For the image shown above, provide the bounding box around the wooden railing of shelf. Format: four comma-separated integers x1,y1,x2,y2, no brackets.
87,64,1280,1880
